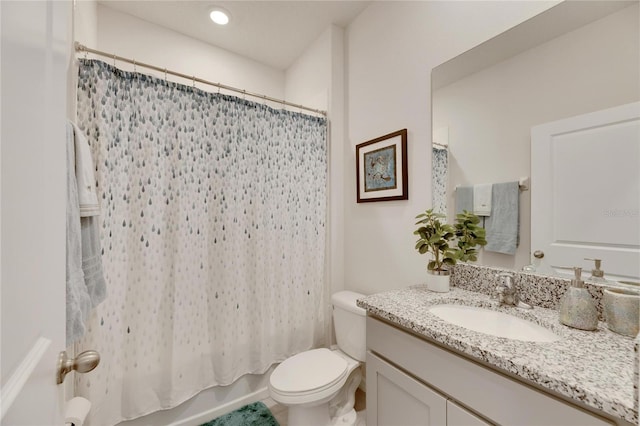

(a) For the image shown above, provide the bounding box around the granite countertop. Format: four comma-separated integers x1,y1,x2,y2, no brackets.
357,286,638,425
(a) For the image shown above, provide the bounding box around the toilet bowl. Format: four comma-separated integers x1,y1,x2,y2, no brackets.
268,291,366,426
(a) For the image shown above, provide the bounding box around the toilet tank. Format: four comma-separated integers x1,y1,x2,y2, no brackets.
332,291,367,362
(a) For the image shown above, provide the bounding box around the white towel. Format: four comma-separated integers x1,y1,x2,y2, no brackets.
473,183,492,216
71,122,100,217
66,122,93,346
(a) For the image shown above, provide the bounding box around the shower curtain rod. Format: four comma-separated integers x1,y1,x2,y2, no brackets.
74,42,327,116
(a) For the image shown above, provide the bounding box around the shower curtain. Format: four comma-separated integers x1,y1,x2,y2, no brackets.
74,59,329,425
432,146,448,215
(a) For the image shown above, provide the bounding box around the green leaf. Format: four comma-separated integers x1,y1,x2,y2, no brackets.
427,235,441,244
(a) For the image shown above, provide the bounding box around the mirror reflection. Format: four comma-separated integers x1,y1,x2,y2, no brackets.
431,1,639,281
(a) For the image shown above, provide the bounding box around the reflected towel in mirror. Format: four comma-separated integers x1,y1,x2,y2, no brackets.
485,181,520,255
455,186,473,214
473,183,492,216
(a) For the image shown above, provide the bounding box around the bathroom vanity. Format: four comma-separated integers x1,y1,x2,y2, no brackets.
358,287,637,426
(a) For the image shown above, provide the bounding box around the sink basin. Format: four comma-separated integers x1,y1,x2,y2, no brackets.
428,304,560,343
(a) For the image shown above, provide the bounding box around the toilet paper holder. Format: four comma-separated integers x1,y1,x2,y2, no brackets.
56,350,100,384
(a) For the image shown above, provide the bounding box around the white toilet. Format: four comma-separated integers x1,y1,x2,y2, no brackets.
268,291,366,426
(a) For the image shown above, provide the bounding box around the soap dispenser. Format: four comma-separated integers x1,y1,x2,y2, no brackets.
559,267,598,331
584,258,609,283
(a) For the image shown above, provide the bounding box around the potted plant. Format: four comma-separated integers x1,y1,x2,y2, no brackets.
413,209,487,292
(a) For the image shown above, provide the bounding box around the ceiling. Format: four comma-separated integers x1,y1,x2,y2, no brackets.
98,1,371,70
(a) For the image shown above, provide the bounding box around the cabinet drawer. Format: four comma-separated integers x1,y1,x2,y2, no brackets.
367,316,614,426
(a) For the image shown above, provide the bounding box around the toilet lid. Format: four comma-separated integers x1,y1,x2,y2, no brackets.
270,348,348,394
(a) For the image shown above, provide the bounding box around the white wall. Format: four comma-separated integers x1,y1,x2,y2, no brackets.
74,0,97,48
285,26,331,110
433,4,639,271
96,4,285,100
344,1,558,295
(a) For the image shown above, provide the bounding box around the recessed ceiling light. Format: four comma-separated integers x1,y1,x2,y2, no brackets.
209,8,230,25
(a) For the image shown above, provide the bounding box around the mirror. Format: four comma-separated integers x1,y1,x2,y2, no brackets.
431,0,639,280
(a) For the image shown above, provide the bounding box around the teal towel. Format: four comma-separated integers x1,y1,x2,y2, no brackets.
81,216,107,308
66,121,107,346
485,181,520,255
455,186,473,214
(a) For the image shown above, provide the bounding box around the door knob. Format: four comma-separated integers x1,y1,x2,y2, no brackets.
533,250,544,259
56,350,100,384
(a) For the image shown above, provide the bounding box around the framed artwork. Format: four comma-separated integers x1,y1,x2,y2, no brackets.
356,129,408,203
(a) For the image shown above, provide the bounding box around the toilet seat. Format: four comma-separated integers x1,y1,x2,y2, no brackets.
269,348,349,405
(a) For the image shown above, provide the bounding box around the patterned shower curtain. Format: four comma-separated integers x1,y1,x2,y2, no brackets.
432,146,448,215
74,59,328,425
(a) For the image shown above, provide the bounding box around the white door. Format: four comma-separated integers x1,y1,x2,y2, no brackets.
1,1,70,424
531,102,640,281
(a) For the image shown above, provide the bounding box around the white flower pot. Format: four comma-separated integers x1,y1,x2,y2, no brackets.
427,270,450,293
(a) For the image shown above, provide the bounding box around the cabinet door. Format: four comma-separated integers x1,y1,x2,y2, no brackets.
447,400,491,426
367,352,447,426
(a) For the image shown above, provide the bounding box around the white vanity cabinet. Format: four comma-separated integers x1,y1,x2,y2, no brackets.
366,316,618,426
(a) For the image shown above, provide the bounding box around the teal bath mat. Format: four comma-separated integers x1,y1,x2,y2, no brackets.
200,401,280,426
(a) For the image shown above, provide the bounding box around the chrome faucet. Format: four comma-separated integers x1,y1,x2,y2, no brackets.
495,272,532,309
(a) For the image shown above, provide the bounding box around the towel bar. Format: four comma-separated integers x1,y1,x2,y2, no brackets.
455,177,529,192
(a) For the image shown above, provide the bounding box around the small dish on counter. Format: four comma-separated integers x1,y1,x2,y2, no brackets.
603,287,640,337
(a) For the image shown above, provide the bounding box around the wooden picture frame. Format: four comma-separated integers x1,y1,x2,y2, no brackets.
356,129,408,203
